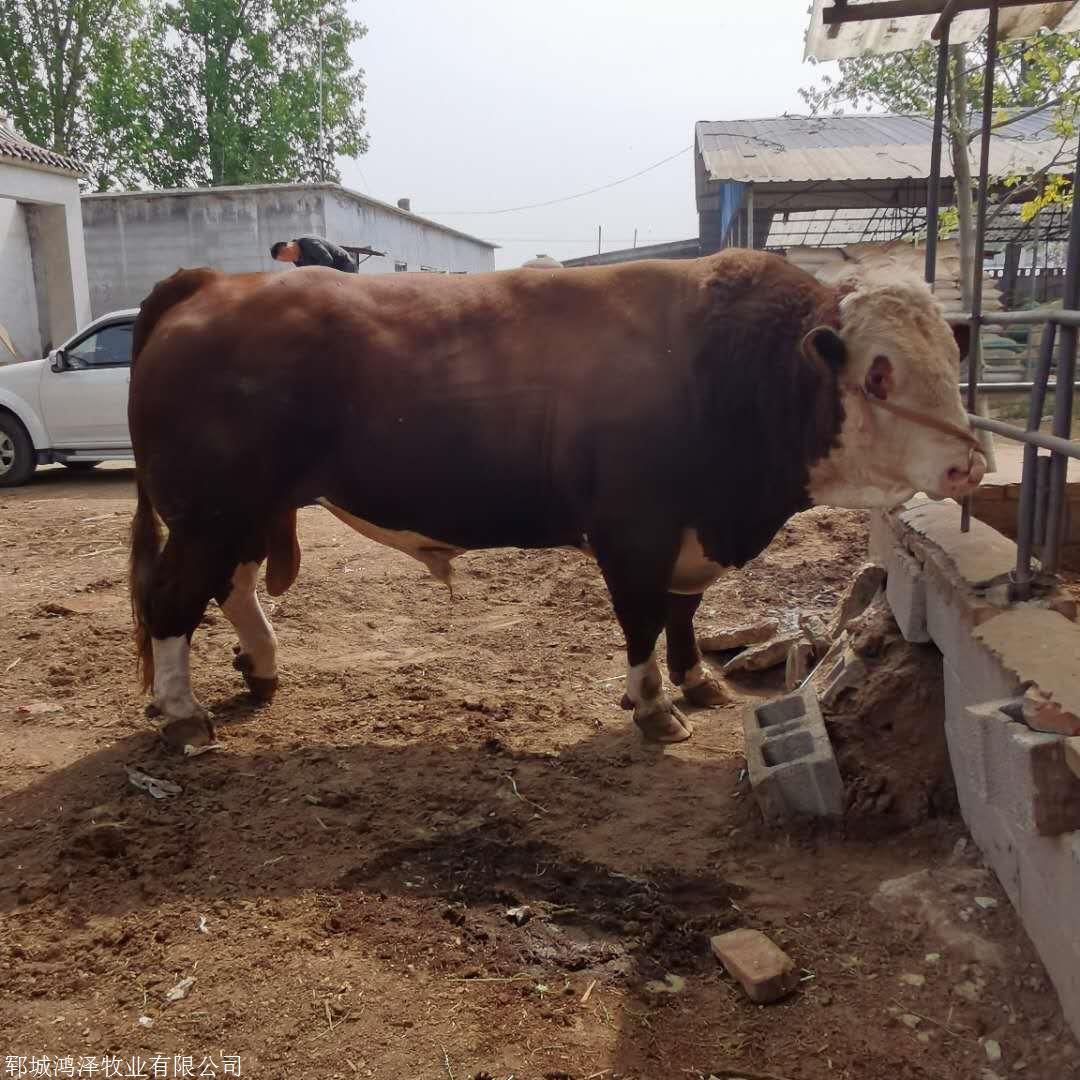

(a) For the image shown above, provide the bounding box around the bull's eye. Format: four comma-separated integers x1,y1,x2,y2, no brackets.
865,355,892,401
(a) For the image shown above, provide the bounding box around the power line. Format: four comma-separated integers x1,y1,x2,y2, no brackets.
422,145,693,216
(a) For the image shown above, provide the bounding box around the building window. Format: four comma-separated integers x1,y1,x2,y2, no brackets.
394,261,408,272
419,265,447,273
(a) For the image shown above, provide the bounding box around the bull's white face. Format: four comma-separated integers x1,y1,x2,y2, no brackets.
807,278,986,510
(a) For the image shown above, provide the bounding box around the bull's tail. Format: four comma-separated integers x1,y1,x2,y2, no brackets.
129,268,220,692
130,477,162,693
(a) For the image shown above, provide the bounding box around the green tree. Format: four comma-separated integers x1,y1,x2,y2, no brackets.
801,32,1079,303
137,0,368,188
0,0,149,186
0,0,368,190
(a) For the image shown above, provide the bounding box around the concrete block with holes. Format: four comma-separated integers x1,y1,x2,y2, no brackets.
742,688,845,823
886,546,930,643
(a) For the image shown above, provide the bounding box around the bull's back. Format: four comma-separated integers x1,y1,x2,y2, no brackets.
128,255,794,542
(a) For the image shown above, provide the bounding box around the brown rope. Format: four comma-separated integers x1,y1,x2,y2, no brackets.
848,383,983,453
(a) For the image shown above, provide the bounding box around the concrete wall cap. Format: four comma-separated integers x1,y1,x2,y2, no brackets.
898,501,1018,587
975,607,1080,726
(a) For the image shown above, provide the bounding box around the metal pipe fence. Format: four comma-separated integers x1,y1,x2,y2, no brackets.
947,308,1080,597
919,2,1080,598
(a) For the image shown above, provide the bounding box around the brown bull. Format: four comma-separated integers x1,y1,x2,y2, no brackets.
128,250,982,751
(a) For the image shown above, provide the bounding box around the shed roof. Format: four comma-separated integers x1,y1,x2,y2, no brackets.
696,112,1064,187
0,116,85,176
805,0,1080,62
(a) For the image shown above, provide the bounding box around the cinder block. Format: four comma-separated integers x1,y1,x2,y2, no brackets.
886,547,930,643
943,660,991,808
1013,831,1080,1040
968,700,1080,837
925,583,1021,705
743,688,845,823
975,607,1080,726
868,509,900,564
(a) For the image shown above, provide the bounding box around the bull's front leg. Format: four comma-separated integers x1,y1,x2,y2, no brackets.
665,592,730,708
594,529,692,743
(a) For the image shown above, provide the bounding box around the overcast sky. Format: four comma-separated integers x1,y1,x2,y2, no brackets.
336,0,835,268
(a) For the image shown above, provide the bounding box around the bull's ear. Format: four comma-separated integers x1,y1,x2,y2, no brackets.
952,322,971,360
801,326,846,373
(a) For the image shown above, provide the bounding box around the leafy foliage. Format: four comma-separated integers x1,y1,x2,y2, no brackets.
0,0,149,184
0,0,368,190
138,0,368,187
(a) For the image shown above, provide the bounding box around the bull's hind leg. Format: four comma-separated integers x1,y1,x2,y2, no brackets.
145,529,234,751
665,592,729,708
220,561,279,702
219,510,297,702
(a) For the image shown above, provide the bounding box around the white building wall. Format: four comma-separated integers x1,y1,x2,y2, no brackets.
0,160,91,354
0,199,42,362
82,184,496,316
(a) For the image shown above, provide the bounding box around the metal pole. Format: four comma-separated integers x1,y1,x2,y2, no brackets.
1011,321,1057,598
925,24,951,286
1034,453,1051,546
960,1,999,534
318,16,325,181
1041,124,1080,572
746,184,755,249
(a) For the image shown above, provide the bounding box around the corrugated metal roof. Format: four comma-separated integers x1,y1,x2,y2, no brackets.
0,117,85,175
696,113,1066,185
805,0,1080,61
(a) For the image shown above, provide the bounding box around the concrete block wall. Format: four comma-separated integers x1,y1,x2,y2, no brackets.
323,190,495,276
873,499,1080,1039
82,183,497,317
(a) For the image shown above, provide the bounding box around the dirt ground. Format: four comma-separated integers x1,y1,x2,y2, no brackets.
1,465,1077,1080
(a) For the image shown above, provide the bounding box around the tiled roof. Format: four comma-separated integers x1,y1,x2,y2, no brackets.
0,117,85,175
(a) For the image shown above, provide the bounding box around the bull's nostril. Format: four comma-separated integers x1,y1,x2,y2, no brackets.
947,467,965,481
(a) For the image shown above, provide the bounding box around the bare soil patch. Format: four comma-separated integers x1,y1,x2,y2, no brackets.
0,467,1076,1079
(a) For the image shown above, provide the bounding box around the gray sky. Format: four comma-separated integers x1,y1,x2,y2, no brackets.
337,1,833,268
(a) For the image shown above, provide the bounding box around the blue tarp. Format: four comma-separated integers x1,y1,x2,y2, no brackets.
717,181,746,246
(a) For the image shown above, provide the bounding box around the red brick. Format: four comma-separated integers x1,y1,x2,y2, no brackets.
710,929,799,1004
1020,690,1080,738
1065,738,1080,782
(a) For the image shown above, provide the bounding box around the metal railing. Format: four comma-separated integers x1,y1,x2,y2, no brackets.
916,3,1080,600
949,304,1080,598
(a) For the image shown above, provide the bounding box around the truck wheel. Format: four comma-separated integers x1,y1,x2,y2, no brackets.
0,412,35,487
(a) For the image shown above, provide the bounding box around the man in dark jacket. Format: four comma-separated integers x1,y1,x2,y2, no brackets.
270,236,358,273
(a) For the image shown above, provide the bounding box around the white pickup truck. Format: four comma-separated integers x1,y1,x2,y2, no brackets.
0,309,137,486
